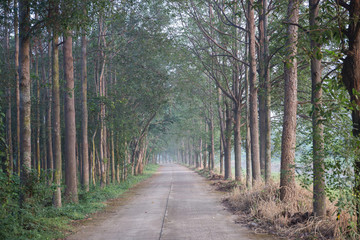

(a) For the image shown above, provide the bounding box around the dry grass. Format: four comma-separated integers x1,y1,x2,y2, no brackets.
194,168,359,239
225,181,359,239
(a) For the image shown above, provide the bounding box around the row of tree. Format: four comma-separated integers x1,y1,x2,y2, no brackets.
0,0,174,208
153,0,360,231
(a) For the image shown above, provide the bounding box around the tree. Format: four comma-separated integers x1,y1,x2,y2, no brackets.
248,0,261,184
309,0,325,217
19,0,31,203
63,31,78,203
280,0,299,201
336,0,360,229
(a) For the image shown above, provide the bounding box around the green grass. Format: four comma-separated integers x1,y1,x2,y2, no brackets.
0,164,159,240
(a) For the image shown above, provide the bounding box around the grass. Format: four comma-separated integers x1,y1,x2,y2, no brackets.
192,166,359,240
0,164,159,240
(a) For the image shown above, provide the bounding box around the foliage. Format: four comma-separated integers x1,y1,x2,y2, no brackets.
0,164,158,239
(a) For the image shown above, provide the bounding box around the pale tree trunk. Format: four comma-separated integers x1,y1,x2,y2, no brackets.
64,32,78,203
209,111,215,170
248,0,261,184
234,102,242,181
309,0,325,217
46,40,53,183
98,15,107,187
245,47,252,188
280,0,299,201
199,138,203,168
81,29,89,191
35,37,41,177
258,0,272,183
224,101,232,179
203,124,207,169
14,0,21,176
111,131,115,183
52,30,62,207
217,88,224,175
19,0,31,203
4,3,13,174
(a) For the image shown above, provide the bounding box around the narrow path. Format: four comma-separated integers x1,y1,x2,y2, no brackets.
68,164,273,240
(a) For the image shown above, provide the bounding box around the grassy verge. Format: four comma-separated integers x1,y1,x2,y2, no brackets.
0,164,159,240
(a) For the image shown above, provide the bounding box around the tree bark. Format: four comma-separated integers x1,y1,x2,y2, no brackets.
64,32,78,203
309,0,325,217
258,0,271,182
19,0,31,204
224,101,232,179
81,29,89,191
280,0,299,201
248,0,261,184
234,102,242,181
337,0,360,229
14,0,21,176
52,30,62,207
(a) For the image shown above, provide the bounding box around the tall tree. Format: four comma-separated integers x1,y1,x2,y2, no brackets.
310,0,325,217
81,26,89,191
63,31,78,203
19,0,31,203
280,0,299,201
14,0,21,176
248,0,261,184
336,0,360,228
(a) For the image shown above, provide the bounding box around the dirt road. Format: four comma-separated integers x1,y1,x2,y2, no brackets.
67,164,273,240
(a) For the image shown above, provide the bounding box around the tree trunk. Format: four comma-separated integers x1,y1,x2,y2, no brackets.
19,0,31,204
234,102,242,181
209,112,215,170
245,49,252,188
52,29,62,207
14,0,21,176
338,0,360,229
248,0,261,184
4,5,13,174
224,101,232,180
81,29,89,191
64,32,78,203
309,0,325,217
280,0,299,201
111,131,115,183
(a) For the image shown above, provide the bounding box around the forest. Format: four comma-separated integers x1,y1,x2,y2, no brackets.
0,0,360,239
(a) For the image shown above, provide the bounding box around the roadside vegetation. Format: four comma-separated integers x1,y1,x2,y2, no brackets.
195,168,357,239
0,164,158,240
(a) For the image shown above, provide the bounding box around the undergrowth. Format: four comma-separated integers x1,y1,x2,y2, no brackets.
194,167,359,240
0,164,159,240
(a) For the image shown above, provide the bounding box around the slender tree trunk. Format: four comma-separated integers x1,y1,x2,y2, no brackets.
217,88,225,175
19,0,31,204
4,5,13,174
280,0,299,201
209,112,215,170
14,0,21,176
81,29,89,191
203,124,207,169
245,50,252,188
234,102,242,181
111,131,115,183
52,30,62,207
258,0,272,183
64,32,78,203
35,38,41,177
224,101,232,179
248,0,261,184
309,0,325,217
